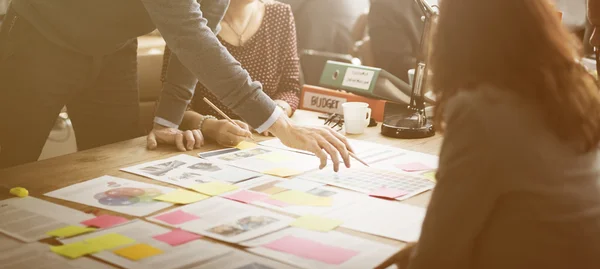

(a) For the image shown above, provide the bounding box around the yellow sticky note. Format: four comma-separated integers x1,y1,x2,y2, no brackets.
235,141,258,150
113,243,163,261
291,215,343,232
190,181,239,196
50,242,100,259
85,233,136,250
270,190,332,207
153,189,210,204
423,171,436,182
46,226,97,238
263,168,301,178
256,152,294,163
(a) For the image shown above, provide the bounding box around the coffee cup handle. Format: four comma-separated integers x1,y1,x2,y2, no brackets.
364,108,372,127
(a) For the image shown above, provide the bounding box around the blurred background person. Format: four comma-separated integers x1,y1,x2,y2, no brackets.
163,0,301,147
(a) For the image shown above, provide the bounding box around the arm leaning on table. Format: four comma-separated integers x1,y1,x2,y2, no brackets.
141,0,353,171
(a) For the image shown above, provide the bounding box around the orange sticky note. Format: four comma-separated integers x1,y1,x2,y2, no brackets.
113,243,163,261
263,168,302,178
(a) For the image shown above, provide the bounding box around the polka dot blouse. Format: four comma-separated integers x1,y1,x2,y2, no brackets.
162,2,301,121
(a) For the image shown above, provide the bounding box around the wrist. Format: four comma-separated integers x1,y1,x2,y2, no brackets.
267,114,293,137
201,118,219,138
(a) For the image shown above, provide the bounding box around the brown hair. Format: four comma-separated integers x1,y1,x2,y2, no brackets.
430,0,600,151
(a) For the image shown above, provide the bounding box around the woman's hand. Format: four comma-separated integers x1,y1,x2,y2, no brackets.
202,118,252,147
375,242,417,269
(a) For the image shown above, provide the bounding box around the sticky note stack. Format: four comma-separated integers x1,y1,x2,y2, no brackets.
153,189,210,204
46,226,97,238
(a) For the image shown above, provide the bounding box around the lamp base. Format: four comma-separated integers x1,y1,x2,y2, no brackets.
381,103,435,139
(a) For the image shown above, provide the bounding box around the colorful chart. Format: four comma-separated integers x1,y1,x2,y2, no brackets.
94,187,163,206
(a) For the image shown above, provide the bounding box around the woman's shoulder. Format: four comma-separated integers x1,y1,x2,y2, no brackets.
264,1,294,19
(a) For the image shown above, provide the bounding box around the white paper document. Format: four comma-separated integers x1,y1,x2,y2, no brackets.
0,234,111,269
199,145,320,175
234,176,363,217
121,154,261,188
243,228,397,269
259,138,404,164
60,220,231,269
0,196,92,242
370,149,439,176
325,197,426,242
45,176,175,217
148,197,293,243
190,250,300,269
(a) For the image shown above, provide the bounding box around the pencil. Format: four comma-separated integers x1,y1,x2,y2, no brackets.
203,97,257,142
349,152,370,167
204,98,368,167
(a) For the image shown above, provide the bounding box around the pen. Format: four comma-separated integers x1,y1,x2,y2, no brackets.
203,97,257,142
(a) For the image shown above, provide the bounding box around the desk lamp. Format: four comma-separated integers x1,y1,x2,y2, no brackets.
380,0,437,139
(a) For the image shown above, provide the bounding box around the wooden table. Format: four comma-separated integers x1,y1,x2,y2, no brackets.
0,110,443,264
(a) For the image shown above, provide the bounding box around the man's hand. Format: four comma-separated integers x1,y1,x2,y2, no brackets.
147,123,204,151
268,115,354,172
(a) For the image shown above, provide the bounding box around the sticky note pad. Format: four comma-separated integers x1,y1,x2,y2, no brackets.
263,235,359,265
50,242,100,259
81,215,128,229
191,181,239,196
369,188,408,199
423,171,436,182
270,190,332,207
114,243,163,261
263,168,302,178
46,226,97,238
235,141,258,150
396,162,432,172
155,210,200,225
85,233,136,250
256,152,294,163
290,215,342,232
153,229,202,246
153,189,210,204
223,190,268,204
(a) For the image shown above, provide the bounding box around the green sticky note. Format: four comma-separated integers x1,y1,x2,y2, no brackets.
263,168,302,178
290,215,343,232
85,233,136,250
46,226,97,238
50,242,100,259
153,189,210,204
190,182,239,196
423,171,436,182
270,190,333,207
113,243,163,261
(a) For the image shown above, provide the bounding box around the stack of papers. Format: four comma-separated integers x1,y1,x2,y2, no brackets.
0,197,93,242
45,176,175,217
121,154,260,188
59,220,231,269
147,198,294,243
242,228,397,269
199,145,320,177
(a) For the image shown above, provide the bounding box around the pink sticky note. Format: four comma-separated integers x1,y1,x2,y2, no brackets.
396,162,432,172
369,188,408,199
155,210,200,225
261,198,291,208
223,190,268,204
153,229,202,246
81,215,129,229
263,235,359,265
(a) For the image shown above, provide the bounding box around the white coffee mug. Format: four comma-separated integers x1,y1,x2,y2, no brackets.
342,102,372,134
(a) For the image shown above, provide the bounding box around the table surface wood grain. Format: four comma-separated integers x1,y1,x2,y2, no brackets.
0,110,444,266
